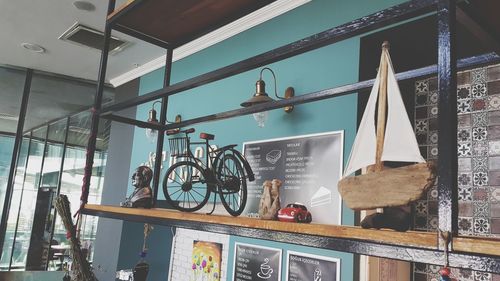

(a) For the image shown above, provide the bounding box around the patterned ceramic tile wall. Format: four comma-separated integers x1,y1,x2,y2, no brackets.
412,64,500,281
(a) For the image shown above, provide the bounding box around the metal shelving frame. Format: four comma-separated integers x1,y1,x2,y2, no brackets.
75,0,500,274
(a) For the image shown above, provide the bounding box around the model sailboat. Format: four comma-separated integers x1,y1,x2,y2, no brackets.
338,42,436,210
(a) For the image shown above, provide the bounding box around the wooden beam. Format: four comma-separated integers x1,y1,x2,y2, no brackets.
82,204,500,258
83,204,435,246
456,6,500,55
83,204,500,273
454,236,500,257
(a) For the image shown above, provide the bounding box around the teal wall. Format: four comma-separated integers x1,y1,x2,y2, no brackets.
118,0,407,280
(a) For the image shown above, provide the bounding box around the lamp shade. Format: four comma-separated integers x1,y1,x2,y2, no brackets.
240,94,274,107
240,79,275,107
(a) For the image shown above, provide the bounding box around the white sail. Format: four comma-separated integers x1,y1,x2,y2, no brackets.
342,69,380,177
381,50,425,163
342,49,424,178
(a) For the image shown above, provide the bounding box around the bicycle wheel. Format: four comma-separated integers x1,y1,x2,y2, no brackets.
162,161,211,212
216,153,247,216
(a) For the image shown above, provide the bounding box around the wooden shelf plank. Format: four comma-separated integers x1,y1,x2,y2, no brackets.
83,204,500,273
454,236,500,257
83,204,498,255
107,0,277,47
84,204,436,248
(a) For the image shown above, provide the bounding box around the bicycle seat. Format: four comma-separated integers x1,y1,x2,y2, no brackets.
199,132,215,140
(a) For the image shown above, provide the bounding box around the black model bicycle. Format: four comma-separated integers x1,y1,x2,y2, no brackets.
162,128,254,216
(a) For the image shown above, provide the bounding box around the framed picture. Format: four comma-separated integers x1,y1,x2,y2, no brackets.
233,242,282,281
286,251,341,281
243,131,344,224
192,240,223,281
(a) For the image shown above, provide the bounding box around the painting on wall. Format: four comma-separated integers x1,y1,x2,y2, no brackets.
191,240,222,281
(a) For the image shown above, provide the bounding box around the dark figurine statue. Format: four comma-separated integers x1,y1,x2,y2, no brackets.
360,207,410,232
120,166,153,208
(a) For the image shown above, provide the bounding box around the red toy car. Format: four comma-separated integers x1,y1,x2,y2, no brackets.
277,203,312,223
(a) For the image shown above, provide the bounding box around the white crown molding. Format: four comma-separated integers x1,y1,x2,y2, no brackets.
109,0,311,87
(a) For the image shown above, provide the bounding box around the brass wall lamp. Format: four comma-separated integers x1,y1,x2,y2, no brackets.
240,67,294,127
146,101,181,142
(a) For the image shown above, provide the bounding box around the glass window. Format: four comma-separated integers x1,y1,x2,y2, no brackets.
0,66,27,233
0,68,112,272
0,135,30,270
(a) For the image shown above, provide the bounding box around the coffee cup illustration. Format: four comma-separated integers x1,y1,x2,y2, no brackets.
257,258,273,279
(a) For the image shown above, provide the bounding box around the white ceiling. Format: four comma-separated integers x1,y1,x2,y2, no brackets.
0,0,165,83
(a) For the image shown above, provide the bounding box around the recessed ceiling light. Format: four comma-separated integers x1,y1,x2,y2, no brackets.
21,43,46,53
73,1,96,11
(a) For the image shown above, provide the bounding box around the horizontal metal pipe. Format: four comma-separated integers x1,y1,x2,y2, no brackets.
101,113,165,130
164,52,500,130
102,52,500,131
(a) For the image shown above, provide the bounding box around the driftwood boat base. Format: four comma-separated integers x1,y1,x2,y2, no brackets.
338,162,436,210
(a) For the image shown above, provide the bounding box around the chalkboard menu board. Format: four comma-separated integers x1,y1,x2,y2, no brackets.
233,243,282,281
286,252,340,281
243,131,343,224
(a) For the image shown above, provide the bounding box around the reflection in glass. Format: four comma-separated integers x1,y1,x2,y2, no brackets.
0,134,32,270
25,120,66,270
0,136,15,221
0,66,113,272
8,127,47,270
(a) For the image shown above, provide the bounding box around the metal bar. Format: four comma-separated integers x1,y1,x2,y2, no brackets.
113,24,171,49
101,113,165,130
45,116,70,270
152,48,173,204
36,124,51,189
81,207,500,274
100,52,499,131
7,133,32,270
101,0,436,114
437,0,458,236
0,69,33,256
164,52,499,130
79,0,116,212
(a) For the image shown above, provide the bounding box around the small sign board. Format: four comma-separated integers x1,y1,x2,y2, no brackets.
286,251,340,281
233,243,282,281
243,131,344,224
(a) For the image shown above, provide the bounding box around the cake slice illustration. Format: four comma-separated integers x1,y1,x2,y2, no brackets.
266,150,282,164
310,186,332,208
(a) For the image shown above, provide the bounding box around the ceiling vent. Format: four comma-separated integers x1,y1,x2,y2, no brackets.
59,22,128,55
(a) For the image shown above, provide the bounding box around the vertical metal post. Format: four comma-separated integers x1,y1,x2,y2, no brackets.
0,69,33,255
80,0,116,211
8,132,32,270
437,0,458,236
45,116,70,270
152,48,173,204
36,124,51,189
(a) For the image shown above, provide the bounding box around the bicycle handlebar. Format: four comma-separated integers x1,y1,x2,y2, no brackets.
166,128,195,136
